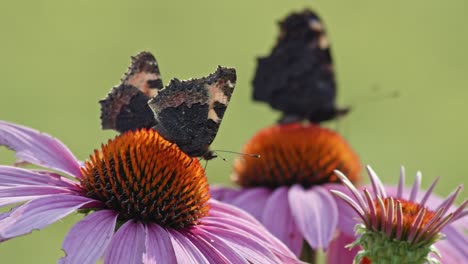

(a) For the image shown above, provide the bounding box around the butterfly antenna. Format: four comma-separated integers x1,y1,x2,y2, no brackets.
212,151,228,162
349,87,400,106
213,150,261,159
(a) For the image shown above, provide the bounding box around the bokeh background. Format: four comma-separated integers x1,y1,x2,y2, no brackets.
0,0,467,263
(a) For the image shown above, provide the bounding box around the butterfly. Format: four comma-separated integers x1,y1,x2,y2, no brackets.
99,51,236,160
252,9,348,124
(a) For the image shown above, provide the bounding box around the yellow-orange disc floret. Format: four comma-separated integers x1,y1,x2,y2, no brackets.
80,129,209,229
233,123,361,188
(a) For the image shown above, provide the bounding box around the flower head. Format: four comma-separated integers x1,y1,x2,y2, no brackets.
330,166,468,264
0,121,298,263
212,123,361,257
233,123,360,188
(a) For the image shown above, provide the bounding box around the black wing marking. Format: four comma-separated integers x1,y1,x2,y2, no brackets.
148,66,236,157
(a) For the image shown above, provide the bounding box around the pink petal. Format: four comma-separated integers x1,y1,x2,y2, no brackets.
0,121,81,177
0,185,77,198
201,217,297,263
0,185,80,207
206,199,297,260
168,229,209,263
190,225,249,264
335,200,360,237
60,210,118,264
208,199,259,223
434,238,468,263
439,225,468,260
0,195,97,241
0,211,11,221
202,225,279,264
183,228,233,263
326,231,360,264
409,171,422,202
230,187,271,220
104,221,146,264
209,186,242,202
288,185,338,249
366,165,386,198
262,186,303,256
143,223,177,264
0,166,78,189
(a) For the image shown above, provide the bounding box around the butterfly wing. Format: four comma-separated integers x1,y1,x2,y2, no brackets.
99,51,162,132
148,66,236,157
253,9,348,123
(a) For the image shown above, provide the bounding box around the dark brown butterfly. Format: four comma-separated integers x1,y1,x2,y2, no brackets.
253,9,348,124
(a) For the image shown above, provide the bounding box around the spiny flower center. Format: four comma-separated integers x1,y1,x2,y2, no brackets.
374,197,436,241
233,123,361,188
80,129,210,228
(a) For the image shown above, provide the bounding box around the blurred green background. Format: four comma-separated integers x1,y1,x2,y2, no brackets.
0,0,467,263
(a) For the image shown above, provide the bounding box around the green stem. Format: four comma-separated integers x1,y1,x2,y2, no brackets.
300,244,317,264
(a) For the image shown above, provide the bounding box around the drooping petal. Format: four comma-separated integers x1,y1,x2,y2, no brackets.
439,224,468,260
184,228,234,263
168,229,209,263
0,211,11,221
326,232,360,264
202,225,279,264
207,199,297,260
60,210,118,264
326,184,359,237
262,186,303,256
229,187,271,220
0,121,81,177
434,238,467,263
289,185,338,249
104,221,146,264
0,166,79,189
143,223,177,264
0,195,98,241
190,225,249,264
0,185,79,207
0,185,77,198
209,186,243,203
204,200,298,262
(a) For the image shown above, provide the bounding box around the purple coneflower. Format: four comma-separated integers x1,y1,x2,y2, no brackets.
211,123,361,259
330,166,467,263
0,121,299,263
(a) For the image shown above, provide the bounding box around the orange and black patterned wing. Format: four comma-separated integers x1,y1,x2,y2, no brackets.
148,67,236,159
100,51,162,132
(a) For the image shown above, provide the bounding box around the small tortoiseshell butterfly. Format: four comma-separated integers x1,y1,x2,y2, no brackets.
253,9,348,124
100,51,236,160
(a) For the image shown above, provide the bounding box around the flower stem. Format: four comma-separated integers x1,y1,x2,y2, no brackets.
300,243,317,264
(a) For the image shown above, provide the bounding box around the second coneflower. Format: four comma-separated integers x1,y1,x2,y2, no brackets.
330,166,468,264
211,122,361,258
0,121,298,263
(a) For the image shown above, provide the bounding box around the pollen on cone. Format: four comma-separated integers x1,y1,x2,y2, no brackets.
233,123,361,188
80,129,210,228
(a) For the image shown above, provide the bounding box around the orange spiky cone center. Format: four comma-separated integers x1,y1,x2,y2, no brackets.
80,129,210,228
233,123,361,188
